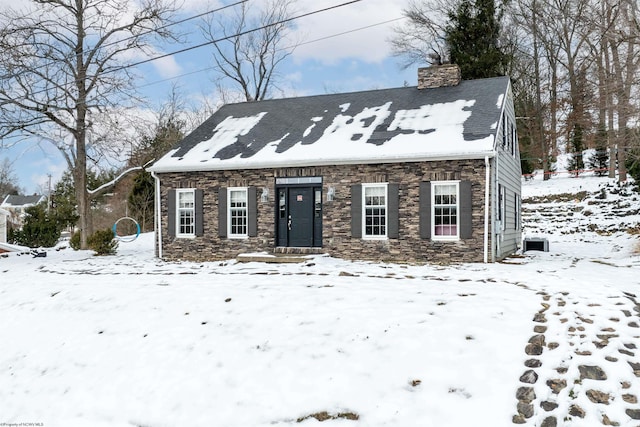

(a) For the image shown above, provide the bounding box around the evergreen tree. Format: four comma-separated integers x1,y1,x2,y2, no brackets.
588,125,609,176
444,0,507,79
10,204,61,248
127,171,155,232
567,123,585,176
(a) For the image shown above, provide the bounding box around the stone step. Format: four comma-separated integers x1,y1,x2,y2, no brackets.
237,248,326,264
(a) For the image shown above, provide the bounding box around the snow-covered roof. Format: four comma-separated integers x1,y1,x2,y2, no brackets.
150,77,510,173
1,194,46,208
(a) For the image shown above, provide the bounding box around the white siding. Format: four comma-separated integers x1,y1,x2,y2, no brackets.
493,83,522,260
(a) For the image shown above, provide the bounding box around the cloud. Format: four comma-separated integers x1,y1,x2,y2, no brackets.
290,0,409,65
150,54,183,79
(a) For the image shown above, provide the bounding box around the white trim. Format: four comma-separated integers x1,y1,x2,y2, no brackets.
431,181,460,241
484,156,490,263
362,183,388,240
151,171,162,259
176,188,196,238
227,187,249,239
149,152,497,173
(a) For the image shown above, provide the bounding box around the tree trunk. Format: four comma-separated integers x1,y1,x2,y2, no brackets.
531,0,549,180
75,1,92,248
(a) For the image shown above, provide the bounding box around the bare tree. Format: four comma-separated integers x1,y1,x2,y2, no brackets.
606,0,640,182
0,0,178,247
390,0,453,67
0,158,22,197
200,0,298,102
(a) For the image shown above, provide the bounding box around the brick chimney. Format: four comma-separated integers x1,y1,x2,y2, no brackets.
417,64,461,89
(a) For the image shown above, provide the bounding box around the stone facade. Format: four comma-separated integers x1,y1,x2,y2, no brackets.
157,159,491,264
417,64,462,89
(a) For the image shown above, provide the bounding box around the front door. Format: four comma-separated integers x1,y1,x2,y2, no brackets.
288,188,313,247
276,185,322,247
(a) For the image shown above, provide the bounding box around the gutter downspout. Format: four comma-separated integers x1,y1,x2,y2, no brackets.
484,156,490,263
151,171,163,259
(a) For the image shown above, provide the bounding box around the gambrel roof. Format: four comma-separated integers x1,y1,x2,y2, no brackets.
151,76,510,173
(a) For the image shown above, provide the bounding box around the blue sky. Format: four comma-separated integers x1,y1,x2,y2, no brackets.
1,0,420,194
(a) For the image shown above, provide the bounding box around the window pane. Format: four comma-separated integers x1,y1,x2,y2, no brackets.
433,184,458,237
229,189,248,236
178,191,194,208
177,191,195,236
364,185,387,237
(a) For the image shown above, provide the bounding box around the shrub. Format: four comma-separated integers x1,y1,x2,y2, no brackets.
87,228,118,255
9,204,61,248
69,231,81,250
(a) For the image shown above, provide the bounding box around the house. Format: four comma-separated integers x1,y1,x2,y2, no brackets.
0,207,8,244
149,65,522,263
0,194,47,229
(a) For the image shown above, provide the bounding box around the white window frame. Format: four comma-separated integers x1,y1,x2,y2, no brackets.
431,181,460,241
362,183,388,240
227,187,248,239
176,188,196,238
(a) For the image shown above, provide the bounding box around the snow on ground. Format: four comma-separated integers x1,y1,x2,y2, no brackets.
1,174,639,427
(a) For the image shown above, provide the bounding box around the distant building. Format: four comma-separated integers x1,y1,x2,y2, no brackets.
0,194,47,229
0,207,8,244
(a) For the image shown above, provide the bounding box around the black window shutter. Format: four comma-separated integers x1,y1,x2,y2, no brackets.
459,180,473,239
167,189,176,238
195,189,204,236
419,182,431,239
387,183,399,239
218,187,227,238
350,184,362,238
248,186,258,237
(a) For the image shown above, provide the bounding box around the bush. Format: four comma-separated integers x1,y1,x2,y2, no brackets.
69,231,81,250
87,229,118,255
9,204,61,248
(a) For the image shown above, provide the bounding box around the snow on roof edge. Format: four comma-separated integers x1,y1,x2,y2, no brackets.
149,151,497,174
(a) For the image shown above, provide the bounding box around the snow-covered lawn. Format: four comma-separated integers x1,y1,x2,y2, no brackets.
1,175,639,427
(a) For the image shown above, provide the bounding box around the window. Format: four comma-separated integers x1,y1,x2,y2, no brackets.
432,182,459,239
228,188,248,237
177,189,195,237
363,184,387,238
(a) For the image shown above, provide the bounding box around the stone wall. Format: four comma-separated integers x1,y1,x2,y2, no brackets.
157,159,491,263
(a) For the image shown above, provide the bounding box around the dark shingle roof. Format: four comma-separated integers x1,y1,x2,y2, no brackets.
1,194,45,207
151,76,510,172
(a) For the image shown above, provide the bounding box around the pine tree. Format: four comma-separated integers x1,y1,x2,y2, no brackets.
444,0,507,79
128,171,155,232
588,125,609,176
567,123,585,176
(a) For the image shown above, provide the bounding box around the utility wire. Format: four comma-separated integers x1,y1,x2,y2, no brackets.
3,0,365,101
114,0,364,73
137,15,405,90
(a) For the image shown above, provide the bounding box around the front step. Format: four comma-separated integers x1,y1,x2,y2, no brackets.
237,248,326,264
273,247,325,255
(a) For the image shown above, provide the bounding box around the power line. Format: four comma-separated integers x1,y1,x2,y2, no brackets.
2,0,365,102
117,0,364,73
93,0,249,59
1,1,248,83
137,15,406,90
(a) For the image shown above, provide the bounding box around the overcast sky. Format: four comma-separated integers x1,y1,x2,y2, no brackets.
1,0,423,194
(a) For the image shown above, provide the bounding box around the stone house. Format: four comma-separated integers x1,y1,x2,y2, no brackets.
149,65,522,263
